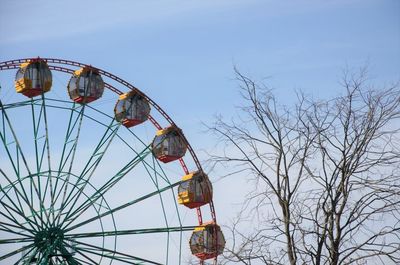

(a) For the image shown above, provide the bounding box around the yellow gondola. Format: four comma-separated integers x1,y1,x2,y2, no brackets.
114,90,150,127
190,222,225,260
67,66,104,103
152,126,187,163
14,58,52,98
178,171,212,209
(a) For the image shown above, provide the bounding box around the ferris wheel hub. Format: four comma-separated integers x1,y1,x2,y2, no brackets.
34,227,65,252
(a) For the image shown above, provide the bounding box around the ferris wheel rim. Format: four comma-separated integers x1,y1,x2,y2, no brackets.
0,91,190,264
0,57,217,221
0,57,221,264
1,58,204,174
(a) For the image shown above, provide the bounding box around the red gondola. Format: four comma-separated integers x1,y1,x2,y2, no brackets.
190,222,225,260
14,58,52,98
178,171,213,209
67,66,104,103
114,90,150,127
152,126,187,163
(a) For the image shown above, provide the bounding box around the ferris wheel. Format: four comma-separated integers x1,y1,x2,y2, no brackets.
0,58,225,265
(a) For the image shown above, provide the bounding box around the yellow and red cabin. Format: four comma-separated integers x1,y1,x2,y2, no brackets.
67,66,104,104
190,222,225,260
178,171,213,209
114,90,150,127
152,126,187,163
14,58,52,98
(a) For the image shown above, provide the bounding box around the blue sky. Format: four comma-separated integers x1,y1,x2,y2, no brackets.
2,1,399,108
1,0,399,262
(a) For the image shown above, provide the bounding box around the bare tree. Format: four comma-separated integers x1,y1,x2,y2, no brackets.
208,69,317,265
208,68,400,265
301,69,400,265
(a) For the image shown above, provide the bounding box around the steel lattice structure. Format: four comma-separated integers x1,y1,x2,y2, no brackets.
0,58,220,265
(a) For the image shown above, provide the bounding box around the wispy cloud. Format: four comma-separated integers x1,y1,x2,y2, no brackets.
1,0,366,44
0,0,256,44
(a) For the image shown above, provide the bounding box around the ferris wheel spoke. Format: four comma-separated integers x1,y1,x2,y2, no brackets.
147,154,185,261
34,253,54,265
0,218,34,232
134,155,184,265
73,257,97,265
61,144,152,227
0,236,34,244
13,244,38,265
151,154,181,216
148,153,170,187
116,133,172,184
0,169,45,231
30,96,55,225
30,97,51,173
65,226,196,239
0,101,49,229
72,240,163,265
71,253,97,265
72,247,121,264
0,223,35,241
147,157,173,239
63,180,181,232
51,104,86,225
54,119,120,227
110,133,185,238
54,174,115,232
0,199,38,233
0,177,26,224
61,240,98,265
55,242,81,265
53,104,85,192
0,183,40,232
124,132,173,184
28,98,49,228
113,133,180,198
0,228,33,241
0,100,33,176
0,169,38,230
34,238,65,264
0,242,35,261
0,182,40,233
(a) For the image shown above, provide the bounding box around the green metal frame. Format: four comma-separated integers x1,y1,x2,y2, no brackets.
0,96,191,264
